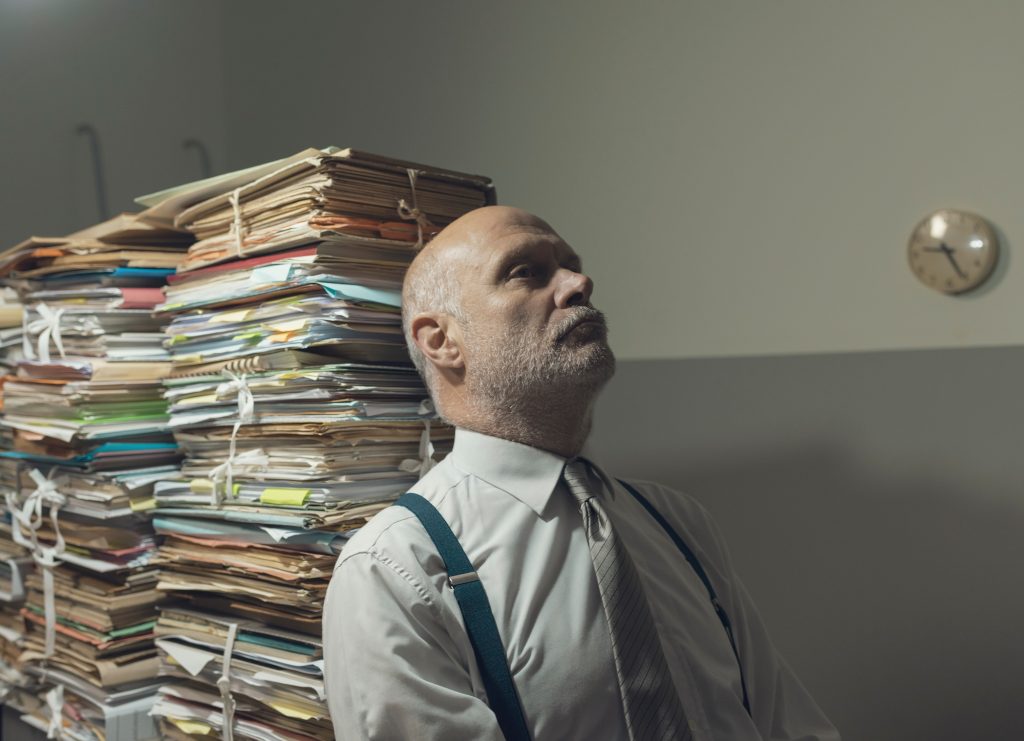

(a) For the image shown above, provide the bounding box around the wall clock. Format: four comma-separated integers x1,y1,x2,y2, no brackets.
907,209,999,295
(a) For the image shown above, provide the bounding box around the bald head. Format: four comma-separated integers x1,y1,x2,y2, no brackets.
407,206,557,290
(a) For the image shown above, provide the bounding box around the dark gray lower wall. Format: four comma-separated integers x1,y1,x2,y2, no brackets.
586,347,1024,741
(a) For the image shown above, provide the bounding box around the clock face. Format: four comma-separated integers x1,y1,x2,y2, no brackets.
907,209,999,295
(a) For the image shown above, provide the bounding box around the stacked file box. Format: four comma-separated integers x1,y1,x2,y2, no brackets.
0,215,192,740
148,148,493,739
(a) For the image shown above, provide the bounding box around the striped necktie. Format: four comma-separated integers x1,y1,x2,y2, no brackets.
563,459,692,741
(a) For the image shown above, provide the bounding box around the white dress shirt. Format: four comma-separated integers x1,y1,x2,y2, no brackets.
324,429,840,741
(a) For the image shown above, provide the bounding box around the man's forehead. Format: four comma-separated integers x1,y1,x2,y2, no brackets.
416,207,580,275
472,224,577,266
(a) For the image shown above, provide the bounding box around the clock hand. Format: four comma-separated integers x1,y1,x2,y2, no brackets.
937,242,967,279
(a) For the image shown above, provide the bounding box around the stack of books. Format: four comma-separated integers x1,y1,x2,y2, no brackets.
147,147,492,739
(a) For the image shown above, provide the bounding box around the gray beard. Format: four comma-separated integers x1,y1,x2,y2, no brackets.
461,311,616,425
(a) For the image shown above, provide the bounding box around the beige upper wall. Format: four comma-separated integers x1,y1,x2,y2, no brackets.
221,0,1024,360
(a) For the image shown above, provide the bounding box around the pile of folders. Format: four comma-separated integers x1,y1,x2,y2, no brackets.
0,146,494,740
149,147,492,739
0,214,192,739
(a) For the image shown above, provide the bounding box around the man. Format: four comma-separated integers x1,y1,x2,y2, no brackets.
323,206,839,740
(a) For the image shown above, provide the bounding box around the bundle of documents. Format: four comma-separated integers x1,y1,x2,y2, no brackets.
147,147,491,738
0,213,193,741
171,147,492,272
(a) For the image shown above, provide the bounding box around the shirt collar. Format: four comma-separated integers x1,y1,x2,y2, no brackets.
450,428,569,517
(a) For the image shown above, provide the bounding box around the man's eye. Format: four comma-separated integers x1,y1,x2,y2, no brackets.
509,265,536,280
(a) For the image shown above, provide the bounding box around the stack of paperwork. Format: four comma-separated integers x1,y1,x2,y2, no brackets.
147,147,493,739
0,214,193,740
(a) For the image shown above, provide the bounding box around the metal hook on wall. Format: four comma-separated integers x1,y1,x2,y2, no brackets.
75,124,109,221
183,138,213,179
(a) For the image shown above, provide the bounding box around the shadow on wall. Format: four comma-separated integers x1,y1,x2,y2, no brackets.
587,365,1024,741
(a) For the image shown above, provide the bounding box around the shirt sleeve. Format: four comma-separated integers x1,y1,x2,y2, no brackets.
638,481,842,741
323,547,505,741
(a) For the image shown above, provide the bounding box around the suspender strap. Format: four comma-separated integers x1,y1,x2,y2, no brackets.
396,493,531,741
617,478,752,716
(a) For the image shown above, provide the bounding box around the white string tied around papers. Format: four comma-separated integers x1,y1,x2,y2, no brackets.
0,557,25,603
5,469,67,659
208,448,268,507
20,305,32,360
396,168,434,250
45,682,64,739
209,372,261,506
398,399,437,478
218,371,256,427
22,303,67,363
229,187,245,258
217,621,239,741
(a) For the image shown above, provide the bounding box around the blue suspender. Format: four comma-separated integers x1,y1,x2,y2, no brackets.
395,480,751,740
395,492,532,741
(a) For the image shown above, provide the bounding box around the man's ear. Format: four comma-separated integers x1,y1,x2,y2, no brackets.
411,313,465,373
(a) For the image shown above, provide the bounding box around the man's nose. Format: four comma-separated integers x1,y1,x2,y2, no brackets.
554,268,594,308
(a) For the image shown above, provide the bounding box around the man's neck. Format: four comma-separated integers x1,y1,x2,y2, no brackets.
453,396,595,459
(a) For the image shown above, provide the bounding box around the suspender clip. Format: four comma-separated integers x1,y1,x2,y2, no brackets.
448,571,480,588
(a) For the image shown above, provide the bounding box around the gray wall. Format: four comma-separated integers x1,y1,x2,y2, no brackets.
588,347,1024,741
221,0,1024,361
0,0,227,246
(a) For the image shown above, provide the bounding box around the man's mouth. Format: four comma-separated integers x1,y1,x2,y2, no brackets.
556,310,607,341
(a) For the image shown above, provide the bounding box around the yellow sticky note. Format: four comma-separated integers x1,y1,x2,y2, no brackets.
190,478,213,494
211,307,251,324
267,317,308,333
267,700,318,721
189,479,241,496
186,392,219,405
260,488,310,506
168,334,191,345
130,496,156,512
169,718,213,735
